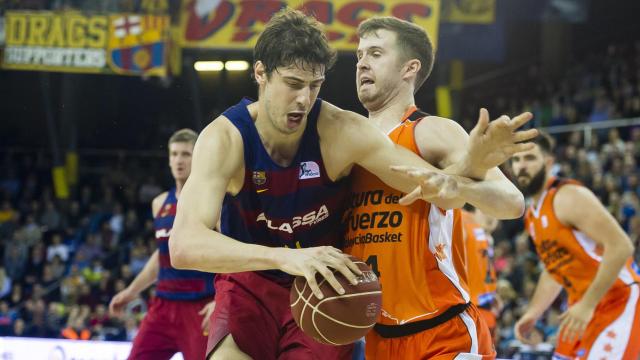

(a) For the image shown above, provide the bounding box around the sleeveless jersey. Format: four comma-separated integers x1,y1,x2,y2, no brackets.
220,98,348,285
524,177,640,304
343,106,469,326
461,211,497,308
154,188,215,300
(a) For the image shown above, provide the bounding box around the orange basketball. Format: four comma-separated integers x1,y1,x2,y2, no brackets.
289,256,382,345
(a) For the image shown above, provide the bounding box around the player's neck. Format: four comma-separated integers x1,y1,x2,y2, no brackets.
174,179,186,198
530,175,551,205
253,103,303,166
367,89,415,133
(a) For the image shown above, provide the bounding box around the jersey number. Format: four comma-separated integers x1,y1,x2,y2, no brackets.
366,255,381,277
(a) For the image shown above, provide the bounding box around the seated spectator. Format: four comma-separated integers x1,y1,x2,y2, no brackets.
61,317,91,340
49,254,66,280
46,233,70,262
0,301,18,336
0,200,17,224
0,267,12,299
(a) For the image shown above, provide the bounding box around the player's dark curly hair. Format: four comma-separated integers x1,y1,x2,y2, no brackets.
254,8,336,77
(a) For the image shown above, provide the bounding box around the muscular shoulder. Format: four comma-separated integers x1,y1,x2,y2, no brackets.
151,191,169,217
192,115,245,193
199,115,244,155
414,116,469,168
552,184,597,227
317,101,365,134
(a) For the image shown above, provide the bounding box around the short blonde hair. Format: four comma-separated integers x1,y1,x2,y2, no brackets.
168,128,198,148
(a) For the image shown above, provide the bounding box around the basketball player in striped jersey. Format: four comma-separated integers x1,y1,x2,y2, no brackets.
343,17,536,359
169,9,535,360
109,129,216,360
512,133,640,359
460,205,500,343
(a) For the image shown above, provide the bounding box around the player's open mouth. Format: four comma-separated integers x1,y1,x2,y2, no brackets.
287,113,304,129
360,77,374,86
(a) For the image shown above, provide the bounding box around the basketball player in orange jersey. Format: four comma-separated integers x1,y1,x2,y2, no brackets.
512,133,640,359
343,16,535,359
109,129,216,360
168,9,536,360
461,205,500,343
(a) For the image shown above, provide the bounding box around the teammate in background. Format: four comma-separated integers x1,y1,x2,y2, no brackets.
343,16,535,359
169,9,535,360
109,129,216,360
461,205,501,344
512,132,640,359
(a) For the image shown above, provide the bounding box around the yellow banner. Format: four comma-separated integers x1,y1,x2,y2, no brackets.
442,0,495,24
2,11,170,76
181,0,440,50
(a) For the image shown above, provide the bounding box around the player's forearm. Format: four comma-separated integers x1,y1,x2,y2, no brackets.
456,176,525,219
363,142,448,194
126,250,160,295
526,270,563,319
579,239,634,308
169,225,280,273
444,155,488,181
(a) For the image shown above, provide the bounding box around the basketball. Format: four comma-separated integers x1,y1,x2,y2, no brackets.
289,256,382,345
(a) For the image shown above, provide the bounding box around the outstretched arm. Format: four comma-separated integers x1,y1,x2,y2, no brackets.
323,104,534,216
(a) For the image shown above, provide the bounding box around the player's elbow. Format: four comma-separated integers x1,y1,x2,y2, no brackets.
168,229,194,270
500,191,526,219
621,238,635,258
512,191,526,218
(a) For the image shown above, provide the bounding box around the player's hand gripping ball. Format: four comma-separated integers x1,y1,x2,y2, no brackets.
290,256,382,345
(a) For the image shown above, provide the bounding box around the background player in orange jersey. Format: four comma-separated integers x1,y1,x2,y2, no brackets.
512,133,640,359
343,16,537,359
461,205,501,344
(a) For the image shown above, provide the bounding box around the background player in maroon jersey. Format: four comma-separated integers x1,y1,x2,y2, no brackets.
109,129,216,360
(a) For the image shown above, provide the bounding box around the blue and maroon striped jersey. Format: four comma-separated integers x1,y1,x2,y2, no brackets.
154,188,215,300
220,98,349,285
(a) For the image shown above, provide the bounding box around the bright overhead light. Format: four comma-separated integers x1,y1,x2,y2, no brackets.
194,61,224,72
225,60,250,71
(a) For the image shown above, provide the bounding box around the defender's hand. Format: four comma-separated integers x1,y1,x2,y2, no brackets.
278,247,362,299
390,166,459,205
466,109,538,178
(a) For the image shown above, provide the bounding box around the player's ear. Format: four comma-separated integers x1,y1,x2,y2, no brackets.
254,61,267,86
402,59,421,81
545,153,555,169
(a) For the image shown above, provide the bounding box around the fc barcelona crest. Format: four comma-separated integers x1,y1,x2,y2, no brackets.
253,171,266,185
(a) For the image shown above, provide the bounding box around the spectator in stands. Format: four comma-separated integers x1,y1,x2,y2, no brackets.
46,233,69,262
0,268,11,300
3,232,28,282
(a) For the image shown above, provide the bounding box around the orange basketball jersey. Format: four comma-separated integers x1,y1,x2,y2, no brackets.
461,211,498,309
524,177,640,305
343,106,469,326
